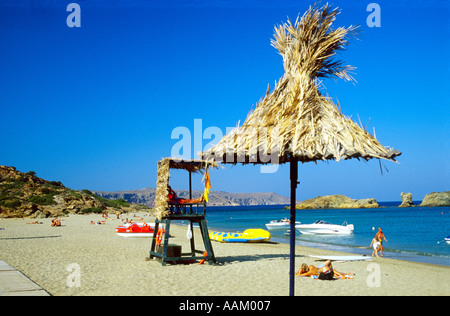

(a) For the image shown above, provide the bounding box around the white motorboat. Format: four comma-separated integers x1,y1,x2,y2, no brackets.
295,220,354,235
265,218,300,231
445,236,450,244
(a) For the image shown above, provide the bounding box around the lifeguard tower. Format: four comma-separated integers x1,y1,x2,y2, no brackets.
149,158,218,265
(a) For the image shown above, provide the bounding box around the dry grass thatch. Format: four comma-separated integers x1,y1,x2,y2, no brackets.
201,3,401,165
153,158,219,220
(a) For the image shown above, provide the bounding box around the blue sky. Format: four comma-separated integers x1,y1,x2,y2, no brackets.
0,0,448,202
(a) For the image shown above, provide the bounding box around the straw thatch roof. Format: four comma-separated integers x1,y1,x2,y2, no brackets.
153,158,219,220
201,3,401,165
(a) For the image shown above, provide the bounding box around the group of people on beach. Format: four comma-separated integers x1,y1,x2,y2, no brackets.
370,227,388,257
297,228,388,280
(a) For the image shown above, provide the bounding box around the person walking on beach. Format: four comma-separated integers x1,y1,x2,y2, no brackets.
375,227,387,257
370,237,381,257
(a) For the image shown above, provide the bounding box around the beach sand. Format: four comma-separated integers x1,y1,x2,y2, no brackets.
0,213,448,296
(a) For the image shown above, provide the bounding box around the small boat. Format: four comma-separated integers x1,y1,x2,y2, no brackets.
210,229,271,243
265,218,301,230
115,222,155,237
295,220,354,235
445,236,450,244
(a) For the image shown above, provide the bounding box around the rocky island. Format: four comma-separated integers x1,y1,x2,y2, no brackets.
399,192,414,207
419,191,450,207
293,194,379,209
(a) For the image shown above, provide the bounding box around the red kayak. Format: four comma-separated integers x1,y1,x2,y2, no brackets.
116,222,155,237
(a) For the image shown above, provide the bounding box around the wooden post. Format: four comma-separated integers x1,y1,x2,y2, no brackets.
189,221,196,256
199,218,215,265
189,171,193,213
161,220,171,266
289,157,298,296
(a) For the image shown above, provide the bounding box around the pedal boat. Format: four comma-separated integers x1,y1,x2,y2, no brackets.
115,222,155,237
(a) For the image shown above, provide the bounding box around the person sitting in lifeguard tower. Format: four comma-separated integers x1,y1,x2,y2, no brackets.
167,185,204,204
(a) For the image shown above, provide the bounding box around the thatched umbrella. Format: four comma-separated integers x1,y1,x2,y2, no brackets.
201,3,401,295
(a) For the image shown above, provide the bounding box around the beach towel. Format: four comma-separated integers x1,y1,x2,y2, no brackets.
318,270,334,280
300,275,354,280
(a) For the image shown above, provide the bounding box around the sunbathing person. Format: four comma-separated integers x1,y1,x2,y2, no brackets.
296,260,353,279
167,185,204,204
51,218,61,227
296,263,320,277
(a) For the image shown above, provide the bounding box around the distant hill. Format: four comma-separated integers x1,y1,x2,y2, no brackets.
93,188,291,207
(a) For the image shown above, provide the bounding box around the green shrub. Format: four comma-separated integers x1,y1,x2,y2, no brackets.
0,197,21,208
27,194,56,205
48,181,64,188
93,195,130,208
80,207,103,214
4,200,21,208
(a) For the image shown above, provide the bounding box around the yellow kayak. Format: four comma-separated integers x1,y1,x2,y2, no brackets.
209,229,271,243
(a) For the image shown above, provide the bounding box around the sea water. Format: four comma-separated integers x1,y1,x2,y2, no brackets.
203,203,450,266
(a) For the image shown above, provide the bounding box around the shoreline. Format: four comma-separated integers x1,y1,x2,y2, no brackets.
0,213,449,296
205,204,450,266
202,223,450,268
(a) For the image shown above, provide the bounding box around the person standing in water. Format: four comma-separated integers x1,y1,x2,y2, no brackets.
375,227,388,257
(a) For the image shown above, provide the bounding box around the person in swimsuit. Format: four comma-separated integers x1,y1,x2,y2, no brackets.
370,237,381,257
375,227,388,257
51,217,61,227
296,260,353,278
296,263,320,277
167,185,204,204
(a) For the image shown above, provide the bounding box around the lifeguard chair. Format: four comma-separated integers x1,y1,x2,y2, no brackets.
149,158,218,265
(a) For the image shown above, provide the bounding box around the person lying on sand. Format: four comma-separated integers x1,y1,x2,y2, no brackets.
167,185,204,204
296,263,320,277
296,260,353,279
51,218,61,227
26,221,42,224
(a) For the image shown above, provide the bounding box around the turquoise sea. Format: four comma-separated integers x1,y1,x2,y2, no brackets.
203,203,450,266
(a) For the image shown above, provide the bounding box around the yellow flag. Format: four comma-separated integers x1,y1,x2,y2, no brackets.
204,169,211,203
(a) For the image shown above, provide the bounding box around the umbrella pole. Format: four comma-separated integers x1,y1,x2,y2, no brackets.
289,157,298,296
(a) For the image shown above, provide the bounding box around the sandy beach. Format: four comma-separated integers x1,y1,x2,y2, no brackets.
0,213,449,296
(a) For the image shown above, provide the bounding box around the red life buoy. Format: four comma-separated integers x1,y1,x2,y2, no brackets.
155,228,165,246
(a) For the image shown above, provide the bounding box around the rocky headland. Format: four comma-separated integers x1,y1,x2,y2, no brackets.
0,166,147,218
